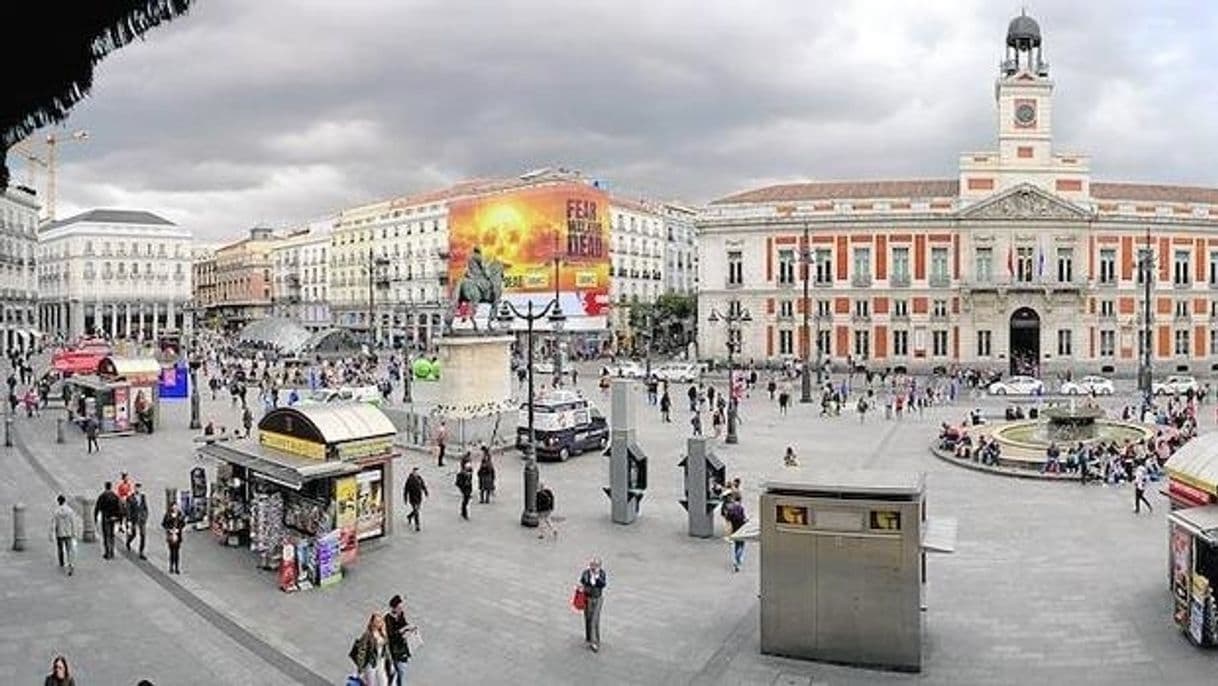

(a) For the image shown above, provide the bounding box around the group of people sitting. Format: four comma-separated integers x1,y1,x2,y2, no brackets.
939,423,1002,466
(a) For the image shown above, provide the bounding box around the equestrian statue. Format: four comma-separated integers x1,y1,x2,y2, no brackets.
445,246,506,333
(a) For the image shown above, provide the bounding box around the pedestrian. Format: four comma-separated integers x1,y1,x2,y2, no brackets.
455,462,474,520
783,446,799,468
1134,463,1154,514
162,501,186,574
435,420,448,467
690,412,703,437
722,498,748,572
93,481,121,560
242,404,253,438
536,482,557,540
477,451,496,504
348,612,391,686
687,384,697,412
659,390,671,422
84,415,100,453
403,467,428,532
384,595,416,685
125,482,148,559
578,557,607,652
49,495,77,576
856,395,869,424
767,376,777,401
711,407,724,438
44,655,75,686
116,472,134,535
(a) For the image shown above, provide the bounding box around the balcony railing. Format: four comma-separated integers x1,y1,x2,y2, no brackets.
890,274,910,288
929,274,951,288
851,274,873,288
1173,281,1193,290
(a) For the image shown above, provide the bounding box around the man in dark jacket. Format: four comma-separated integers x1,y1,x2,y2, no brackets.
455,462,474,520
93,482,122,559
722,499,748,572
85,416,100,453
384,594,415,684
403,467,428,532
125,482,149,559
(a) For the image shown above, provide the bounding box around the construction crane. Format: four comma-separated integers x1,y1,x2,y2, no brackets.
10,129,88,221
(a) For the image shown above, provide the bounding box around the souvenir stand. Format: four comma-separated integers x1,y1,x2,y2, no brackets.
1165,434,1218,647
64,356,161,436
194,403,398,592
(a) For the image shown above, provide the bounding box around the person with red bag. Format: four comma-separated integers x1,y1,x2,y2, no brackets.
577,557,607,652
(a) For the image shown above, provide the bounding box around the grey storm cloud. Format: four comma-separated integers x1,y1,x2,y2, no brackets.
27,0,1218,239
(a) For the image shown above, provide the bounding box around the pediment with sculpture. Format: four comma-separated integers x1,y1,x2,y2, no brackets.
957,183,1093,221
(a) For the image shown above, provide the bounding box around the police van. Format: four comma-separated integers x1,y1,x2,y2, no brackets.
516,390,608,461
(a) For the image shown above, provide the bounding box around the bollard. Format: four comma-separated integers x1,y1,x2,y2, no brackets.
78,496,97,543
56,417,65,444
3,415,11,448
11,503,27,551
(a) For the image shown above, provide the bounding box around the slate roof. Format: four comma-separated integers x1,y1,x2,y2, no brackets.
44,208,175,230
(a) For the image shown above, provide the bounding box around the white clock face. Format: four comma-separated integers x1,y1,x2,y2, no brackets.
1015,102,1036,126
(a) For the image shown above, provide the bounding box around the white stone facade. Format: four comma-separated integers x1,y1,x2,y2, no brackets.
608,198,666,345
270,221,333,329
0,186,39,354
662,203,698,294
38,209,193,340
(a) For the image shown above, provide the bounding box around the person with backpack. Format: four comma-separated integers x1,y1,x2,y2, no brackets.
536,482,557,540
722,498,748,572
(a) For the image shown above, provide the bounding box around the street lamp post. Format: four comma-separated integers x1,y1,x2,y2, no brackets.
188,355,202,430
368,248,390,349
551,241,565,385
644,310,653,379
499,298,564,527
708,307,751,444
800,222,813,403
1137,226,1154,398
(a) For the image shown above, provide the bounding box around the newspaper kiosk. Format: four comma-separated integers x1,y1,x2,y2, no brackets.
757,469,954,673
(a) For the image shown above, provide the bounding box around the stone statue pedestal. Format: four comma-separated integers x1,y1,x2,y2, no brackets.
435,333,515,422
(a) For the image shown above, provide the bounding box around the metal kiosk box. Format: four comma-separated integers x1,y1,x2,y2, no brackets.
759,469,927,672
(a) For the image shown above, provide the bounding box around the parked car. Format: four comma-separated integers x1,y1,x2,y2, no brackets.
1153,375,1200,396
653,362,701,383
601,361,645,379
1060,375,1115,395
533,361,573,375
987,375,1044,395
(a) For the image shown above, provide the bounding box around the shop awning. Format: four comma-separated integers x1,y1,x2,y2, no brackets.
198,442,358,491
98,356,162,380
1166,432,1218,496
1170,505,1218,547
65,374,114,392
259,404,396,446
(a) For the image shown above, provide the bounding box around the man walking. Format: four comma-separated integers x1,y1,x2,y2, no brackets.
125,482,149,559
384,594,416,685
1134,462,1154,514
455,462,474,520
403,467,428,532
85,416,100,453
578,557,607,652
659,391,671,423
722,497,748,572
49,495,77,576
93,482,122,560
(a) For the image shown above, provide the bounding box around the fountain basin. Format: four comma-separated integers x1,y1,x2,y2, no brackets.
992,418,1153,452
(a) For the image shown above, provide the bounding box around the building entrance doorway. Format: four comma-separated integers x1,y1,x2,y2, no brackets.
1009,307,1040,376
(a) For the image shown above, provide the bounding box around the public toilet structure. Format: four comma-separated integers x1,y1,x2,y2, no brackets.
757,470,954,672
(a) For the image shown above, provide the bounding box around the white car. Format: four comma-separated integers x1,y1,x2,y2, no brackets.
601,361,645,379
988,375,1044,395
653,362,701,383
1060,375,1115,395
1153,375,1199,396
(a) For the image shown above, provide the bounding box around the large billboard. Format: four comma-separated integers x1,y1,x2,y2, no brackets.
448,182,610,330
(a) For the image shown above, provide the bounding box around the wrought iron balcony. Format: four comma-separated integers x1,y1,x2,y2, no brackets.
889,274,910,288
929,274,951,288
851,274,873,288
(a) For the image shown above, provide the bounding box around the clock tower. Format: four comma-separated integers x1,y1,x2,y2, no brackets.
996,11,1053,166
959,11,1090,201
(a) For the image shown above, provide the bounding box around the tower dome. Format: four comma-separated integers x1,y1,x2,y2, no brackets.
1006,11,1042,49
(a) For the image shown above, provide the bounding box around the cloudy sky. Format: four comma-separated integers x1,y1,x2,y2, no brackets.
28,0,1218,239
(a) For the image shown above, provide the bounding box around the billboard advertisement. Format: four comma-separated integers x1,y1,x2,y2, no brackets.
448,182,610,331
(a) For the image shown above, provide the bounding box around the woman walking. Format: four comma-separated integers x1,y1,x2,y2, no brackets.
162,501,186,574
578,557,607,652
349,612,392,686
477,451,496,504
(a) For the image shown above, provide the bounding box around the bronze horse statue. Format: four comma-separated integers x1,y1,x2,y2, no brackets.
445,252,506,332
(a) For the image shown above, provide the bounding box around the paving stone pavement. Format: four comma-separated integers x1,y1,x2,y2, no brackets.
2,363,1215,685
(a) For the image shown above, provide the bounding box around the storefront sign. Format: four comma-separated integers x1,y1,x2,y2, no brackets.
113,385,130,432
1169,477,1215,506
869,510,902,532
261,430,326,460
317,530,342,588
1190,574,1210,644
1171,523,1193,627
335,437,393,461
776,504,810,527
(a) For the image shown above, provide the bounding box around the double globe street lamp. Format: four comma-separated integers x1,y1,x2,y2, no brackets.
707,306,751,444
498,298,565,527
